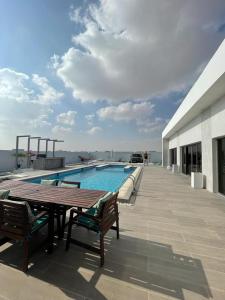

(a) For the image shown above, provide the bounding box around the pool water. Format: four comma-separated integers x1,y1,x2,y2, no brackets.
26,165,135,192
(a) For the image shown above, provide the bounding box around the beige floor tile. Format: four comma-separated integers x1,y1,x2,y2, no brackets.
1,166,225,299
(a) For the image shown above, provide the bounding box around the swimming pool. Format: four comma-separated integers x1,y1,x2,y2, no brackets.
25,165,136,192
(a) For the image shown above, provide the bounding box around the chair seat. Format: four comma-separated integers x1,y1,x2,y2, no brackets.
31,215,49,233
77,208,99,232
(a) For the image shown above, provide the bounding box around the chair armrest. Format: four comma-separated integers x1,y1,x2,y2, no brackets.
32,211,48,223
70,208,100,222
61,181,81,188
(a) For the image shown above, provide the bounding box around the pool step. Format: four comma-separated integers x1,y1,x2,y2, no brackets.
124,165,133,172
96,164,110,170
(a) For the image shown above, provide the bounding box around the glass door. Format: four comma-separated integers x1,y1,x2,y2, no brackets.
182,146,187,174
218,138,225,195
182,142,202,175
187,145,192,175
170,148,177,165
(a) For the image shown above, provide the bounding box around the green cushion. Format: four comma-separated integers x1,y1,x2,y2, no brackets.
60,182,78,188
0,189,10,199
41,179,58,186
32,214,49,233
77,207,99,231
93,192,113,216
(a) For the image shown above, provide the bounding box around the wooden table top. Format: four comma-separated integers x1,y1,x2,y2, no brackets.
0,180,107,208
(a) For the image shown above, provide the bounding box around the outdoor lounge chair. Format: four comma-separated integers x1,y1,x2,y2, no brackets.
0,199,49,272
66,192,119,266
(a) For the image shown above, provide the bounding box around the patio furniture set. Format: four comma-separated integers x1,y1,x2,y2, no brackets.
0,179,119,272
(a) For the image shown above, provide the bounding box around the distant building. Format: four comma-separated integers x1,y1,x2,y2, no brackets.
162,39,225,195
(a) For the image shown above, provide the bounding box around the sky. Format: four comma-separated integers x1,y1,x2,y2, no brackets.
0,0,225,152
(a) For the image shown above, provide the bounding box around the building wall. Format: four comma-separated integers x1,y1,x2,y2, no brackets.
166,95,225,192
0,150,162,173
0,150,27,172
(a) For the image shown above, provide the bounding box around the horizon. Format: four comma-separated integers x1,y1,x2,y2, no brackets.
1,1,225,152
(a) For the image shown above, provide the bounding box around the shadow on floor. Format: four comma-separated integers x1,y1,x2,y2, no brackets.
0,225,212,300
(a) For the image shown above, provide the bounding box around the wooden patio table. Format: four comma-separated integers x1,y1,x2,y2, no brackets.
0,180,107,253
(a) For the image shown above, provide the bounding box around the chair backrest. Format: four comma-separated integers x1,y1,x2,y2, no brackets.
100,192,119,233
61,181,81,188
0,200,30,239
41,179,58,186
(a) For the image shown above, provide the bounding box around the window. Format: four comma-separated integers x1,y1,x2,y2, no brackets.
181,142,202,175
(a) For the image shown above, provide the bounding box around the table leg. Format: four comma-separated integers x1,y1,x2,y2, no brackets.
47,204,55,254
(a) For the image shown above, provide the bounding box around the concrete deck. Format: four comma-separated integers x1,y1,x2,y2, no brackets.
1,166,225,299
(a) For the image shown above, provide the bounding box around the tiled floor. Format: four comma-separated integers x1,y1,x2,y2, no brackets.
1,166,225,299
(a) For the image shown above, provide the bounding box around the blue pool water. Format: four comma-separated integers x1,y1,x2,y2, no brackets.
25,165,135,192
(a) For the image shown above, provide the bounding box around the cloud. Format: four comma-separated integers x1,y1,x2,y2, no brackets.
0,67,64,147
69,6,83,24
29,114,52,128
55,0,225,104
32,74,64,105
98,101,154,122
0,68,63,105
87,126,102,135
56,110,77,126
0,68,32,103
97,101,164,134
52,125,72,134
138,118,168,134
85,114,95,125
48,54,60,69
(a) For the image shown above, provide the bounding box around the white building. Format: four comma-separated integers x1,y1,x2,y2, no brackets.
162,39,225,195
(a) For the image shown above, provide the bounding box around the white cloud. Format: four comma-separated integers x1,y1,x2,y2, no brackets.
55,0,225,104
0,68,63,105
0,68,64,148
32,74,64,105
52,125,72,134
0,68,33,102
98,101,154,122
97,101,162,134
85,114,95,125
48,54,60,69
138,118,168,134
29,114,51,128
56,110,77,126
87,126,102,135
69,6,83,24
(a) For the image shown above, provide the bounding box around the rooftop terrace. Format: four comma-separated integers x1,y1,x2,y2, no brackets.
1,166,225,299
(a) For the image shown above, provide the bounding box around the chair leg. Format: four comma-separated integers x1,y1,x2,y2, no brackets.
66,219,73,251
61,209,67,239
57,213,61,239
116,216,119,239
100,234,104,267
23,239,29,273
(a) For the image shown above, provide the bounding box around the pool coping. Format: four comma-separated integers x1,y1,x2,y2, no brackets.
14,163,142,201
118,166,143,201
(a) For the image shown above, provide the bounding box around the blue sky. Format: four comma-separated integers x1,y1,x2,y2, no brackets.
0,0,225,152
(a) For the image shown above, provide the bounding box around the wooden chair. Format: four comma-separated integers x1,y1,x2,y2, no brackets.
0,199,49,272
38,180,80,239
66,192,119,266
57,180,81,239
